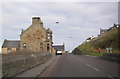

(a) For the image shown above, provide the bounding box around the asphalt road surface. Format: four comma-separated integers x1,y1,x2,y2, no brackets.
39,53,119,78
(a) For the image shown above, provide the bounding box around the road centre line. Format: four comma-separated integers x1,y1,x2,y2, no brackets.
86,63,100,71
78,59,85,63
71,55,100,72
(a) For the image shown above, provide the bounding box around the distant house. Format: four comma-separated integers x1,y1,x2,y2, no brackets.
65,50,72,53
100,23,118,35
2,40,20,54
52,44,65,54
100,28,108,35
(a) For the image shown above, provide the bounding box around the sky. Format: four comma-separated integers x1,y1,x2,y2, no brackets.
0,0,119,52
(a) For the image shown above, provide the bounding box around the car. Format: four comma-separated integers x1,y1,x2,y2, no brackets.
56,51,62,55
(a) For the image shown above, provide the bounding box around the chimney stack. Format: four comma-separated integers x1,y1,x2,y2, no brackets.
32,17,43,26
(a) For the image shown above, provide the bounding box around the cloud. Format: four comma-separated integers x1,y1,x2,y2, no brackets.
1,2,118,52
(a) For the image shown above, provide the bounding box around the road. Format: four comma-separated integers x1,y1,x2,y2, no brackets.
39,53,119,78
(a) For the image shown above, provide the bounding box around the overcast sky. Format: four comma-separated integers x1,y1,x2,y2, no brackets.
0,0,119,52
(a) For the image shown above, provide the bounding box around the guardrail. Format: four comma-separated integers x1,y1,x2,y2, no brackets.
102,53,120,63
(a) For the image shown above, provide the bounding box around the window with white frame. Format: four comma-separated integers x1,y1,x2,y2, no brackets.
7,48,11,53
23,43,26,48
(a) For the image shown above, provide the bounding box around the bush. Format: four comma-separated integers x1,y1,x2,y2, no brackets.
72,48,82,55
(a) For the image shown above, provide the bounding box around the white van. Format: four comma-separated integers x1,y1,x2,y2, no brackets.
56,51,62,55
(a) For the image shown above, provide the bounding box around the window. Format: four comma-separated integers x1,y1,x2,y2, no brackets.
47,33,50,40
23,43,26,48
40,43,43,52
7,48,11,53
47,44,50,51
48,37,50,40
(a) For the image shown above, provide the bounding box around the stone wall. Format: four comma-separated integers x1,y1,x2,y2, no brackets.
2,48,7,54
2,52,52,77
102,53,120,63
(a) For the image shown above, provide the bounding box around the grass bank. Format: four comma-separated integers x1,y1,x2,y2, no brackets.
72,26,120,56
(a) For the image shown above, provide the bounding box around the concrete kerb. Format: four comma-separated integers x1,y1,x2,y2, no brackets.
14,55,56,77
35,55,56,78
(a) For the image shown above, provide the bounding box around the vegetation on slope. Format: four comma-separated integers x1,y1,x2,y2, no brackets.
72,26,120,56
90,27,119,50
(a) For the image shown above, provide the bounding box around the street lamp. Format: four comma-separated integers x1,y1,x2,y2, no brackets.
68,36,75,52
56,21,59,24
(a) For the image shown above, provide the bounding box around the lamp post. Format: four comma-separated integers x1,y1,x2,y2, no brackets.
56,21,59,24
69,36,72,52
68,36,75,52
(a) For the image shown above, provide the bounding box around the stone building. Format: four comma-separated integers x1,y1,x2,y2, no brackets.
2,40,20,54
20,17,52,53
100,23,118,35
52,44,65,54
2,17,52,54
100,28,108,35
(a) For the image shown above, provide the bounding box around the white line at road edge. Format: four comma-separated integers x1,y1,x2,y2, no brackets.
86,64,100,71
85,55,97,57
108,76,114,79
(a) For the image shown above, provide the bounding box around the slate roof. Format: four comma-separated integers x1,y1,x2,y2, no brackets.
52,45,64,50
2,40,20,48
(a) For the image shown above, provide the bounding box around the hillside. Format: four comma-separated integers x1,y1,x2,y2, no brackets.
72,26,120,56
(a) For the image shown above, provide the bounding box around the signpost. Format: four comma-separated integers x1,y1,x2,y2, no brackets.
106,48,112,53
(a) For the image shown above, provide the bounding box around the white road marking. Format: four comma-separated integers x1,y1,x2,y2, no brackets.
86,63,100,71
78,59,85,63
85,55,97,57
108,76,114,79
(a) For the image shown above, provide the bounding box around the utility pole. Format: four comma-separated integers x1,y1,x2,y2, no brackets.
69,36,75,52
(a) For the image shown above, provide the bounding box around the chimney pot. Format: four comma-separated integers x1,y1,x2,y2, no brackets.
32,17,43,25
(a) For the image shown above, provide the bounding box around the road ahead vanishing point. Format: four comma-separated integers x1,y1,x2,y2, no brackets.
39,53,118,78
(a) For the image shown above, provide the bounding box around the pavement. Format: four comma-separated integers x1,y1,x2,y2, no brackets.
39,53,119,78
15,56,56,77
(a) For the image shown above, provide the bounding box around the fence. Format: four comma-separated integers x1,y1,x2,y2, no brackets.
102,53,120,63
